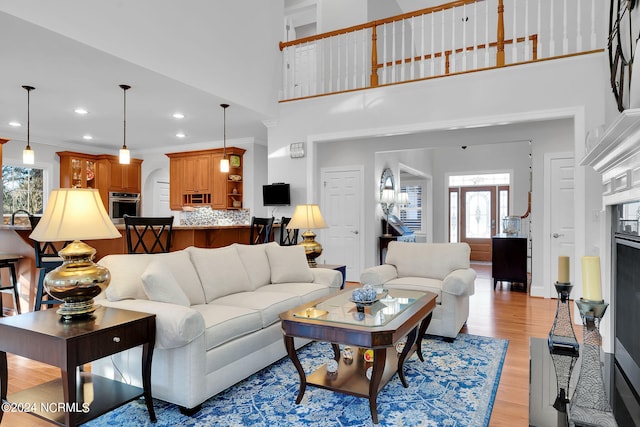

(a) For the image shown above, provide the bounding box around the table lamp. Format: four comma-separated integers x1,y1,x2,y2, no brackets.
30,188,121,320
380,188,395,237
287,204,328,267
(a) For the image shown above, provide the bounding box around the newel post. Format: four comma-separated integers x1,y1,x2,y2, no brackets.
496,0,505,66
370,25,379,87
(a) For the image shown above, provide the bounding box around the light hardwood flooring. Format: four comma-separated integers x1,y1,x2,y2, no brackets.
2,262,556,426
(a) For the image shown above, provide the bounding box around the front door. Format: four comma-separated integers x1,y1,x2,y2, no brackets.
320,167,363,281
460,186,497,261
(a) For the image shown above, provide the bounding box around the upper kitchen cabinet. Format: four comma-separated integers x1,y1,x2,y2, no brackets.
166,147,245,211
58,151,98,189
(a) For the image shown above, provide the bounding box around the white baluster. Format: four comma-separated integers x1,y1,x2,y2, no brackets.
362,29,366,88
442,10,446,74
401,19,406,82
462,3,467,71
537,0,543,58
345,32,349,90
451,7,456,73
383,23,388,85
431,12,435,76
562,0,569,54
421,13,425,78
329,37,333,93
576,0,583,53
392,20,397,83
320,38,325,94
485,0,490,67
590,0,597,50
410,16,416,81
549,0,555,57
473,2,478,69
512,0,518,63
524,0,530,61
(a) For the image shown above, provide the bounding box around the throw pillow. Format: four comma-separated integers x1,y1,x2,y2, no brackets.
102,254,154,301
187,246,253,302
141,259,191,307
266,244,313,284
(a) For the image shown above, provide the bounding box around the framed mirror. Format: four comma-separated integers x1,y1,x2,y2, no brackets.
380,168,395,215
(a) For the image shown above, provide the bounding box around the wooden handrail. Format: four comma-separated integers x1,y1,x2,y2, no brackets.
279,0,483,51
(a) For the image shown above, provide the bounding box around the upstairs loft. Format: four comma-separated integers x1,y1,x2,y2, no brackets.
279,0,605,102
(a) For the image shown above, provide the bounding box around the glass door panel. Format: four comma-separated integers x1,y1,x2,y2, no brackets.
460,186,496,262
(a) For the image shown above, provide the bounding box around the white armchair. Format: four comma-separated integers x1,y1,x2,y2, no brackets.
360,241,476,340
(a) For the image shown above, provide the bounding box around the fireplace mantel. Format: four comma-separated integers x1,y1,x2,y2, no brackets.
582,109,640,206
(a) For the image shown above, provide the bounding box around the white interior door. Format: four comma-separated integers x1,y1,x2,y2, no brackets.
320,167,363,282
549,156,575,297
153,180,171,217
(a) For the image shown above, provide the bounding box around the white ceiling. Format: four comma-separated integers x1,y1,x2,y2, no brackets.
0,11,271,156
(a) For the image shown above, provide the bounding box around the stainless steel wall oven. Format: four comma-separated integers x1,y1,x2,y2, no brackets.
109,192,140,223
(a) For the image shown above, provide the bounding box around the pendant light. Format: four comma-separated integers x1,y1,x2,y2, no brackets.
220,103,230,173
119,84,131,164
22,85,35,165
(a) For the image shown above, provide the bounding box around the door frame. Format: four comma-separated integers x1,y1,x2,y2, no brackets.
319,165,365,281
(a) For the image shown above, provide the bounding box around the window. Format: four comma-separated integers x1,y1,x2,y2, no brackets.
2,165,45,222
399,185,422,232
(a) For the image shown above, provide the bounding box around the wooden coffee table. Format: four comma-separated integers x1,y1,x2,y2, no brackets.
0,306,156,427
280,289,436,424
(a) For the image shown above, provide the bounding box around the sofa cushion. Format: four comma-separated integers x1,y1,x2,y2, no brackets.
256,282,330,305
385,277,443,303
191,304,263,351
155,250,206,305
265,244,313,284
188,246,253,302
385,242,470,280
212,291,301,327
141,259,191,307
101,253,154,301
233,243,274,290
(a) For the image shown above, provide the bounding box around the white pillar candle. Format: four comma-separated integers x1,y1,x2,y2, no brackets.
558,256,570,283
581,256,602,301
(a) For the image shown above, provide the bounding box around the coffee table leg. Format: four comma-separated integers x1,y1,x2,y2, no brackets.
0,351,6,422
369,348,387,424
331,343,340,360
416,312,433,362
397,326,418,388
283,335,306,404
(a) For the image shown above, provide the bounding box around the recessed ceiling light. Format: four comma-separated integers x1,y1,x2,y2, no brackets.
74,108,88,115
83,135,93,140
8,121,21,127
176,132,186,138
173,113,185,119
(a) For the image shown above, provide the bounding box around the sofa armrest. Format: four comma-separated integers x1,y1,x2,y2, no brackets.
360,265,398,287
311,268,342,288
96,298,205,350
442,268,477,296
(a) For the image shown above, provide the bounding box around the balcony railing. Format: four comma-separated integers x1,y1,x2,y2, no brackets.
279,0,604,101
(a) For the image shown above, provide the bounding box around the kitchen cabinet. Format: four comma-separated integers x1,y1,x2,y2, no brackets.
107,158,142,193
166,147,245,210
58,152,97,189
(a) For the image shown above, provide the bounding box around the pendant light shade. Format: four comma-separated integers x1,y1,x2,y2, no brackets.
22,85,35,165
220,103,230,173
119,84,131,164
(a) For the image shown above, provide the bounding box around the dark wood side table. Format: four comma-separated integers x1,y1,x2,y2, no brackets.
0,306,156,427
491,234,528,291
316,264,347,289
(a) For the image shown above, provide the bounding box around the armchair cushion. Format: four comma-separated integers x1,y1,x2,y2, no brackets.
385,241,470,280
360,264,398,287
442,268,476,296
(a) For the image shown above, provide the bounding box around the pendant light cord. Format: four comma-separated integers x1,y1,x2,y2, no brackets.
221,103,229,159
22,85,35,149
122,85,128,150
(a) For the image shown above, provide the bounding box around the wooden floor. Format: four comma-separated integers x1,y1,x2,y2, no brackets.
1,262,556,426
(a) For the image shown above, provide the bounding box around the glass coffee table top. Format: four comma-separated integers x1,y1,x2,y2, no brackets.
292,289,425,327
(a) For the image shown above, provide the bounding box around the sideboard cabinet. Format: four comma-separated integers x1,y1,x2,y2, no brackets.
166,147,245,211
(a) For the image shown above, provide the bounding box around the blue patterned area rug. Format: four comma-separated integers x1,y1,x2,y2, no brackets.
87,334,508,426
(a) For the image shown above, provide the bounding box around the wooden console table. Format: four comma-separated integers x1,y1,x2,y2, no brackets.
0,307,156,426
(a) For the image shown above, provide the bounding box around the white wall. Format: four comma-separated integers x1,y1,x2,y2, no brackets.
268,53,607,303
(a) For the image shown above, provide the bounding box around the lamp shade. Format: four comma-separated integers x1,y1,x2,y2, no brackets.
380,188,395,204
396,191,410,206
30,188,120,242
287,204,328,230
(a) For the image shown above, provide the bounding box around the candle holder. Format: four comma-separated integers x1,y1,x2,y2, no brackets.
567,299,618,427
548,282,579,353
549,345,579,413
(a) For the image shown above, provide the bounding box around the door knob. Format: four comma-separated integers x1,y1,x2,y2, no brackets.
553,233,564,238
351,230,359,235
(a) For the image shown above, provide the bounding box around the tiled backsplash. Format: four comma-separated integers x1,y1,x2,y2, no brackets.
180,207,250,226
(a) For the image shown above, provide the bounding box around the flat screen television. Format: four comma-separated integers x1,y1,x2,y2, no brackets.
263,183,291,206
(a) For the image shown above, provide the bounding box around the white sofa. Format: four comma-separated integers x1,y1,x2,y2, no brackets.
91,242,342,412
360,241,476,340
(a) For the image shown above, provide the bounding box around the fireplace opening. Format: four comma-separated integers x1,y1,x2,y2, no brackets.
613,230,640,424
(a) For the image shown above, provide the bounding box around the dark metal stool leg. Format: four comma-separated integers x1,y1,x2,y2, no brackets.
7,263,20,315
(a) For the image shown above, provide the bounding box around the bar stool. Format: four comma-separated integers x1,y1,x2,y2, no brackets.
0,254,22,316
